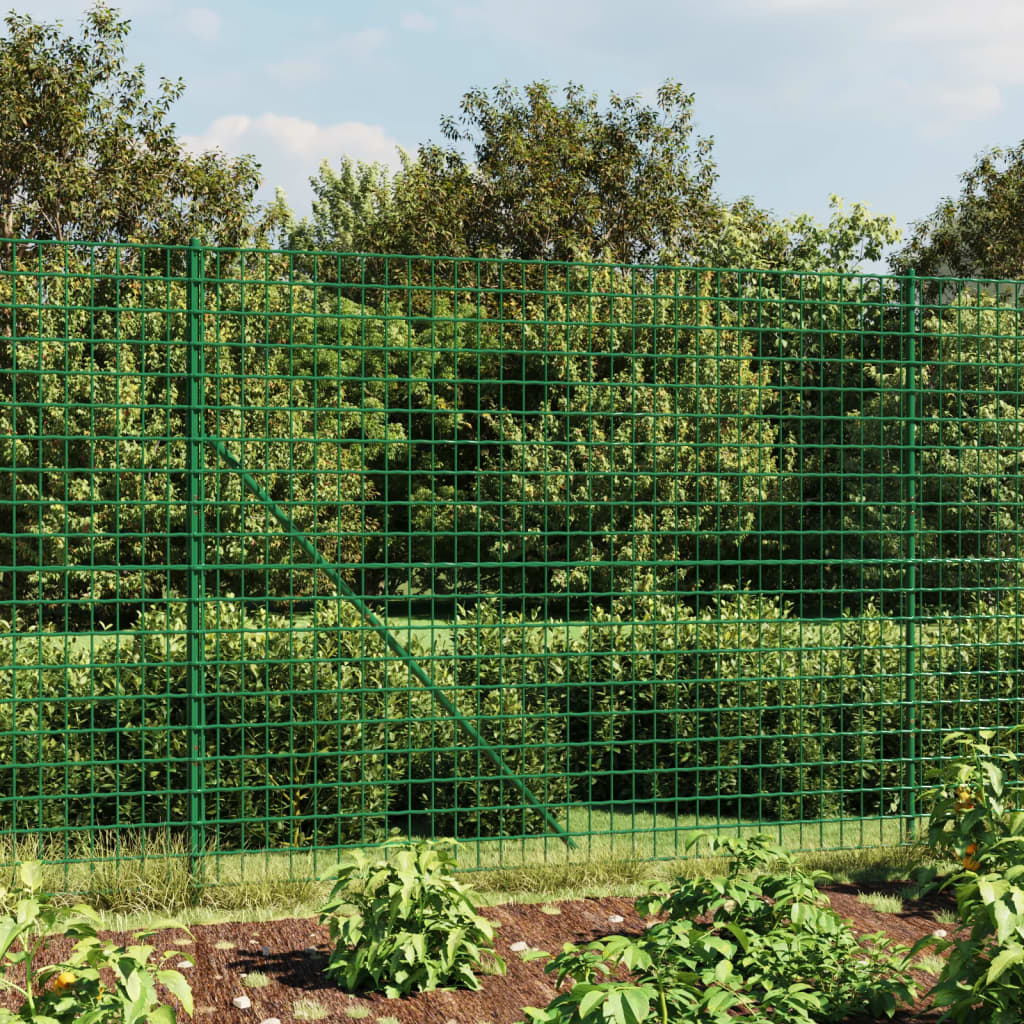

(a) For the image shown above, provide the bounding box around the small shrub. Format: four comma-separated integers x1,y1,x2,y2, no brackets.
0,861,192,1023
318,838,505,998
518,833,930,1024
921,727,1024,1023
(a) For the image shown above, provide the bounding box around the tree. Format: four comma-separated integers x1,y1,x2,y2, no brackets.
284,82,898,280
708,194,899,274
279,156,406,254
285,80,723,265
0,3,260,245
893,142,1024,281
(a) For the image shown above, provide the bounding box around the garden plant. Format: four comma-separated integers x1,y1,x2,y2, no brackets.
919,726,1024,1023
317,838,505,998
0,861,192,1023
517,832,932,1024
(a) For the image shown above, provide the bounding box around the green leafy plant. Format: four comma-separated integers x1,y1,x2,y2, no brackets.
518,833,929,1024
0,861,193,1023
317,838,505,998
921,727,1024,1023
923,727,1024,874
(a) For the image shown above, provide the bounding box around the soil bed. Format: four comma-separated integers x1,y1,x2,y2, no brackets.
0,882,967,1023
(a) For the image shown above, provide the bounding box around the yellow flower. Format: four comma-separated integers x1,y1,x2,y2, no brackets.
52,971,77,992
963,842,981,871
954,785,976,813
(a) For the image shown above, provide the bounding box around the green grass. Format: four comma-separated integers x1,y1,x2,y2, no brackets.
914,953,948,975
856,891,904,914
0,805,939,933
242,971,271,988
51,613,594,660
292,998,330,1021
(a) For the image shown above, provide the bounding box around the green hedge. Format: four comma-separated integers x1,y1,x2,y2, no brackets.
11,254,1024,631
2,593,1024,849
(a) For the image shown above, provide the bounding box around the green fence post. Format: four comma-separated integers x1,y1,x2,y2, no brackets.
186,238,207,878
903,269,920,838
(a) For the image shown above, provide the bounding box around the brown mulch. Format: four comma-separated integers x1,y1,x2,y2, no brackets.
0,883,968,1023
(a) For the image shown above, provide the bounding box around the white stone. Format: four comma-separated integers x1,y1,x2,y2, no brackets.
258,1019,281,1024
509,941,529,952
232,995,252,1010
608,914,625,924
176,960,193,969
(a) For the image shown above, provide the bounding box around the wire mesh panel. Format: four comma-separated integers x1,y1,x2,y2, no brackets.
2,238,1024,887
1,240,193,873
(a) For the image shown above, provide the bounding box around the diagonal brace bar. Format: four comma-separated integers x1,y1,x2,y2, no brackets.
206,436,576,849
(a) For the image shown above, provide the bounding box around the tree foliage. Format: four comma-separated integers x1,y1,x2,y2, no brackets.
280,81,898,284
893,142,1024,280
424,79,722,264
0,3,260,244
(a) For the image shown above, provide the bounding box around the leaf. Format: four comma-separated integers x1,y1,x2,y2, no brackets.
984,760,1005,797
714,957,734,984
721,921,751,952
0,918,29,960
577,987,606,1019
18,861,42,891
987,943,1024,984
520,949,550,963
701,935,736,959
156,968,194,1015
606,987,651,1024
979,876,1006,906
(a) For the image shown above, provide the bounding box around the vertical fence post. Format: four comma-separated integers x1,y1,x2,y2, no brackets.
903,269,920,836
186,238,207,878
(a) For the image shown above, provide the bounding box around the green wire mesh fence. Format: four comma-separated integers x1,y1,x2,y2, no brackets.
3,237,1024,887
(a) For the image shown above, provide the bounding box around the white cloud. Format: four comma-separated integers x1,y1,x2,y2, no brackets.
180,113,405,216
338,27,389,60
400,12,436,31
19,0,151,18
182,113,402,165
266,27,388,85
719,0,855,11
267,58,328,87
451,0,593,44
893,82,1005,141
929,84,1004,121
718,0,1022,137
727,0,1020,18
878,0,1024,34
180,115,250,155
182,7,221,42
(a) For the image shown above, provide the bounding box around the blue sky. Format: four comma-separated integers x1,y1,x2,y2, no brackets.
18,0,1024,265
